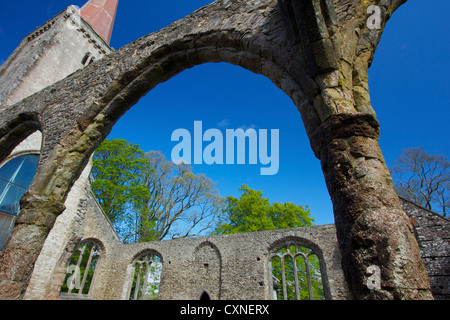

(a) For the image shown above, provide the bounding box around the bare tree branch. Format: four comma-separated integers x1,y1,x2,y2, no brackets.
390,146,450,216
134,151,224,242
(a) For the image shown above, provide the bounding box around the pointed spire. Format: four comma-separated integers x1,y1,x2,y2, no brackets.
80,0,119,45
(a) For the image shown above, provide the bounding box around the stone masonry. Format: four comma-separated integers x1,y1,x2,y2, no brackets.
0,6,113,107
0,0,439,300
400,197,450,300
24,182,350,300
21,171,447,300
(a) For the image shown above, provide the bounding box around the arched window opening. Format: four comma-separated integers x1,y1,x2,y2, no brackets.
0,154,39,250
269,243,326,300
60,240,101,296
200,291,211,300
128,252,163,300
0,154,39,215
94,61,333,245
81,52,91,65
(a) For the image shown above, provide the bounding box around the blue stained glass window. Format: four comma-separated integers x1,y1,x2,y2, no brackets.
0,154,39,216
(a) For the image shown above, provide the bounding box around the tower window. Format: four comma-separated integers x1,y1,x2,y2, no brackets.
81,52,91,65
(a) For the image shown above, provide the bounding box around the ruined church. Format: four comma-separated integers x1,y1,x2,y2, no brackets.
0,0,448,300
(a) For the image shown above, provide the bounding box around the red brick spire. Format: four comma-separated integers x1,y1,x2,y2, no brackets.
80,0,119,45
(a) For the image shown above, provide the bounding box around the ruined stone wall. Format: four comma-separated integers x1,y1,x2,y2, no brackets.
400,197,450,300
2,127,350,301
25,181,448,300
44,188,350,300
23,159,121,300
0,0,434,300
116,225,349,300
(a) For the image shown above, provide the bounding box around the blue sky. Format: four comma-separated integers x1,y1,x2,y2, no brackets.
0,1,448,226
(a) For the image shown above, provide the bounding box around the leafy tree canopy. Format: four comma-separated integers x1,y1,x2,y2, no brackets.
91,139,224,243
91,139,150,226
213,185,314,235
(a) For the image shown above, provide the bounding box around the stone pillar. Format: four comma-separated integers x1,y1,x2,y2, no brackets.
0,194,65,299
310,113,433,299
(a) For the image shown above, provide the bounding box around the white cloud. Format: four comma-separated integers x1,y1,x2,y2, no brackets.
172,159,190,165
217,119,230,128
238,124,258,131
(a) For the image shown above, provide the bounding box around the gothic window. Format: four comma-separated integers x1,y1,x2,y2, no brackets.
0,154,39,216
128,252,163,300
61,240,101,296
0,154,39,250
269,243,326,300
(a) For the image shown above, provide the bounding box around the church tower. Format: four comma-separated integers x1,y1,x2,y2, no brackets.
0,0,118,250
0,0,119,108
81,0,119,45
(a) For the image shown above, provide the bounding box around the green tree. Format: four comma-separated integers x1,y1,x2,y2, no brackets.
91,139,150,228
135,151,224,242
213,185,324,300
91,139,224,243
213,185,314,235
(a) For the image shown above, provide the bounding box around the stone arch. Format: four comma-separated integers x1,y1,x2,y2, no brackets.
192,241,222,300
95,30,311,135
131,248,164,265
125,249,164,300
268,236,330,284
79,237,106,254
0,128,43,250
0,1,319,220
57,237,106,281
268,237,330,300
58,238,103,297
193,241,222,264
39,1,320,209
0,0,434,300
0,131,43,165
268,235,324,257
0,113,42,164
199,290,212,301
